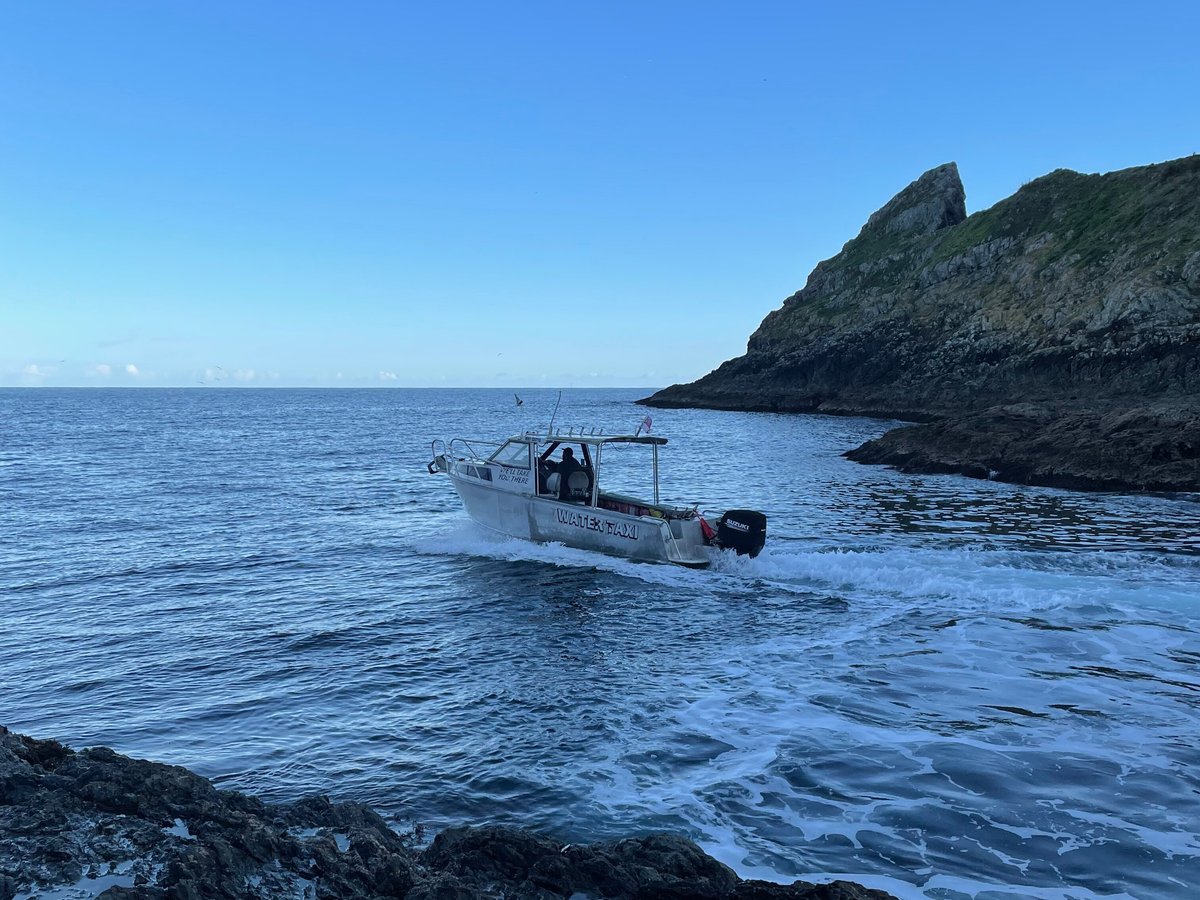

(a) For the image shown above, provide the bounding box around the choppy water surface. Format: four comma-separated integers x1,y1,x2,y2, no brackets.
3,388,1198,899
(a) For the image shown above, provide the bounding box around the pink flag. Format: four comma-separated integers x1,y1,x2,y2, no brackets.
642,415,653,433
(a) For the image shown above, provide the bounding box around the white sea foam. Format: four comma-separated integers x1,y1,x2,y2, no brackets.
791,870,1145,900
716,543,1200,619
405,521,1200,625
530,531,1200,896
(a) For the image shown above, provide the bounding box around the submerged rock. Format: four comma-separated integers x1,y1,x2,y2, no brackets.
641,155,1200,492
0,727,894,899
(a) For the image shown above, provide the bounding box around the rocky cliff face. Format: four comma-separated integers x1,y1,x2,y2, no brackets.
646,156,1200,419
642,156,1200,491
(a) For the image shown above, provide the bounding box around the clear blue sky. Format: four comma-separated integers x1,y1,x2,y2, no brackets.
3,1,1198,387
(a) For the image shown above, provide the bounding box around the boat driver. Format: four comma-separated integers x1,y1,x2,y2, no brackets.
557,447,585,502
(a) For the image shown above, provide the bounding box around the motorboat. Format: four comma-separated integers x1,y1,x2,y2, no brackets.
427,430,766,567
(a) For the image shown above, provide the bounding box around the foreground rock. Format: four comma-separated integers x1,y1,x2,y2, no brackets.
642,156,1200,492
0,727,894,900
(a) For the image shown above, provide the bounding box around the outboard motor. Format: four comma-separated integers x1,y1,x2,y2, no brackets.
715,509,767,558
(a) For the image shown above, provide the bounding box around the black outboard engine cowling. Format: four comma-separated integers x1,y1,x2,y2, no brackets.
716,509,767,558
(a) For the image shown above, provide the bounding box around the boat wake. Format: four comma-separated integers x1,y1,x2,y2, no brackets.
402,521,716,590
401,521,1200,623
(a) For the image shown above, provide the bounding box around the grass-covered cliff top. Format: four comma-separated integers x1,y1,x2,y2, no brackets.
772,153,1200,328
930,154,1200,271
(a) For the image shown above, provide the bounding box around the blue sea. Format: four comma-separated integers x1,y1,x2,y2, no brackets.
3,388,1198,899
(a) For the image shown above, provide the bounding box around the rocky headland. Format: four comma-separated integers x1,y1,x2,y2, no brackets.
0,727,893,900
642,156,1200,492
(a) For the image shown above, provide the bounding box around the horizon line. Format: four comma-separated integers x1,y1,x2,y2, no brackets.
0,385,666,391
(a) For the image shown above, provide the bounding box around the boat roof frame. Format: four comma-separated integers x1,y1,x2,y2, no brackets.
511,431,667,447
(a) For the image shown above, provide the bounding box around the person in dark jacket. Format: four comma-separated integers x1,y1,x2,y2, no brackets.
557,447,585,501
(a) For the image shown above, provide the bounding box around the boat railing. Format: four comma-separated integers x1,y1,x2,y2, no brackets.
448,437,504,461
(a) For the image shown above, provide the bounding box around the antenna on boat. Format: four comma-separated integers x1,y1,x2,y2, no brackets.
547,391,562,438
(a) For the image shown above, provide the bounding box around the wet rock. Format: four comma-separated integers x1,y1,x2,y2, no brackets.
420,827,741,898
0,728,896,899
845,401,1200,491
415,827,894,899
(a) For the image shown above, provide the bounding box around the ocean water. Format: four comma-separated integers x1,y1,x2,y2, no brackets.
2,387,1198,899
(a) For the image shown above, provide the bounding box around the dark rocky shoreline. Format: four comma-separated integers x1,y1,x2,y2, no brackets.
0,727,894,900
641,156,1200,493
843,401,1200,493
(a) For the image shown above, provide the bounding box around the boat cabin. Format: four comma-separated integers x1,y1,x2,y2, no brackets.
479,432,676,517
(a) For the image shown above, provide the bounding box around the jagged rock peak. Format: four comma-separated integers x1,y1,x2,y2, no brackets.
863,162,967,238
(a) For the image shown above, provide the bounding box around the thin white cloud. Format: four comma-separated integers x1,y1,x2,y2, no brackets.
378,371,398,381
233,368,255,381
125,363,139,376
95,363,112,376
20,363,58,380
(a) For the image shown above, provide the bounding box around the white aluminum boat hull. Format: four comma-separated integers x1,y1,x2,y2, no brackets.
447,467,710,567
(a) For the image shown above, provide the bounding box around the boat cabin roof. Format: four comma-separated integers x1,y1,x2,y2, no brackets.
511,432,667,447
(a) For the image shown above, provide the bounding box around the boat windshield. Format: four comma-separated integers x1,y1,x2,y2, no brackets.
489,441,531,468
